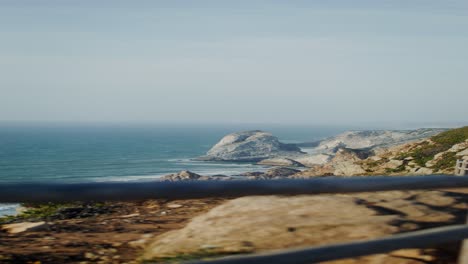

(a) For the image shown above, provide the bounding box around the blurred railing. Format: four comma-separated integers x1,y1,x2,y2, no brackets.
0,175,467,263
456,159,468,176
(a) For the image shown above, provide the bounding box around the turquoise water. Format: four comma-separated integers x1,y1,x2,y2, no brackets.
0,123,347,215
0,123,345,183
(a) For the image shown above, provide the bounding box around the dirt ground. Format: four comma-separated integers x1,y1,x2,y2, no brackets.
0,190,467,264
0,198,227,264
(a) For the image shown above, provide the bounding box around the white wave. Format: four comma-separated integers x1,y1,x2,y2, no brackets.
299,147,320,154
167,158,192,162
0,203,20,216
88,165,268,182
90,174,164,182
176,162,255,167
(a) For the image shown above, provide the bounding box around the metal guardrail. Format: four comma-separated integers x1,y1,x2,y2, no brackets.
456,159,468,176
190,224,468,264
0,175,467,203
1,175,467,263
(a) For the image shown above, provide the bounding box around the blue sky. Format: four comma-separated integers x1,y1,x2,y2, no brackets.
1,1,467,125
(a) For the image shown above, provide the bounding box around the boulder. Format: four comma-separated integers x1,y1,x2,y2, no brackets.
238,171,264,177
329,148,367,176
160,171,235,181
159,170,201,181
199,175,234,181
257,158,304,167
289,165,334,178
240,167,301,180
383,159,404,170
143,195,397,260
293,154,333,166
333,162,366,176
264,167,301,178
457,148,468,157
290,149,368,177
197,131,303,161
144,190,465,263
448,141,468,152
143,195,405,263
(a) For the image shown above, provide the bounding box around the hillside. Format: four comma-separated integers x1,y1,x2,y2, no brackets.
300,128,447,154
294,126,468,177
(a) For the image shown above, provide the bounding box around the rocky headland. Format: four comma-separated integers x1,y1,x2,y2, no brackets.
163,126,468,181
197,128,448,168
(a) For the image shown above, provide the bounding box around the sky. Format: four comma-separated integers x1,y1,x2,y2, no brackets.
0,0,467,126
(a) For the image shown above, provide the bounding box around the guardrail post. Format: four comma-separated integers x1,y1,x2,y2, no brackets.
458,216,468,264
455,159,468,176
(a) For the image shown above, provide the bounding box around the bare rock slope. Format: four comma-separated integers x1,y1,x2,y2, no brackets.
303,128,447,154
198,130,303,162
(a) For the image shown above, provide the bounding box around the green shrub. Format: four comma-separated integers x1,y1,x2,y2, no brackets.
0,202,106,224
401,126,468,167
431,152,458,172
431,126,468,147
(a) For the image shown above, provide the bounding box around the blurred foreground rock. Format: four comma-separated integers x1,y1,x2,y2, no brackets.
143,190,467,263
1,221,47,234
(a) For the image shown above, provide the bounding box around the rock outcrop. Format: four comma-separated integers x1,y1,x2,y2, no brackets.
292,153,333,166
301,128,447,154
159,171,233,181
197,130,304,162
239,167,301,179
159,170,202,181
257,157,304,167
294,126,468,177
198,129,446,169
143,195,398,260
293,148,368,177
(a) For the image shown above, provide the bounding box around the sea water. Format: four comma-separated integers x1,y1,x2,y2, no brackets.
0,122,347,216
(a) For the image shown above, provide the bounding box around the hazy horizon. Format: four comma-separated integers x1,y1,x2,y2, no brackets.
1,1,467,124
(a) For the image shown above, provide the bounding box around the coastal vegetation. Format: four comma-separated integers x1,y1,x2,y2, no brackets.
396,126,468,171
293,126,468,177
0,202,108,225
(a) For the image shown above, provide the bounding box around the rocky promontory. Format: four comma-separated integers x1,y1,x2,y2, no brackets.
197,128,448,167
197,130,304,162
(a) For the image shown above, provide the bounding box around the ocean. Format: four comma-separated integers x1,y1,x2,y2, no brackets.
0,123,347,216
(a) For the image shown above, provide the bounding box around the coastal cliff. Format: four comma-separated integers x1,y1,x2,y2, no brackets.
192,126,467,178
